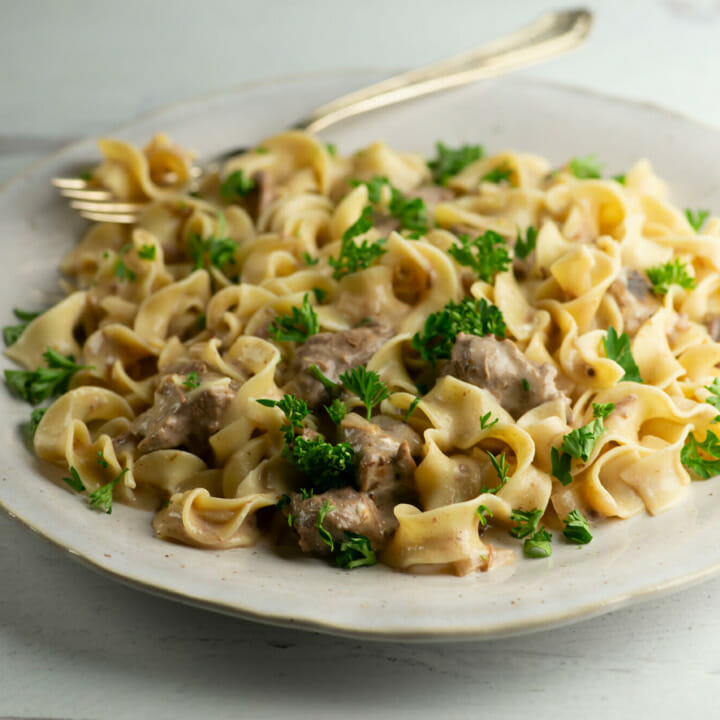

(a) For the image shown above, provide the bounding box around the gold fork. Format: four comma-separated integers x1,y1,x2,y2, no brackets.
52,8,592,225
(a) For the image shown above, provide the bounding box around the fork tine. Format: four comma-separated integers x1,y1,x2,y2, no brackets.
52,177,89,189
70,200,147,213
59,187,115,201
78,210,140,224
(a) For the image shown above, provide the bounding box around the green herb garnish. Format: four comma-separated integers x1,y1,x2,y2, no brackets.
510,508,543,539
114,244,136,282
339,366,390,420
481,451,509,494
515,226,537,260
315,499,336,551
551,447,573,486
685,208,709,233
286,436,356,493
704,378,720,421
475,503,493,527
138,244,156,260
447,230,511,282
480,411,499,430
257,394,310,445
87,467,129,514
428,142,484,185
681,429,720,479
29,407,46,435
220,169,256,201
646,259,695,295
182,371,200,390
63,466,86,493
3,308,41,346
481,164,512,184
523,527,553,558
269,294,319,343
325,398,347,425
404,397,421,422
563,509,593,544
335,531,377,569
569,155,603,179
328,206,386,280
603,326,643,383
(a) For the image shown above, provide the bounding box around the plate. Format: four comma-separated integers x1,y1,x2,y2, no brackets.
2,71,720,641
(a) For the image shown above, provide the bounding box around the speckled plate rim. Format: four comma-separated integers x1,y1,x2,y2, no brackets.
3,70,720,642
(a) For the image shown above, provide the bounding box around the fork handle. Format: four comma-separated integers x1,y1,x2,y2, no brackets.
292,8,592,135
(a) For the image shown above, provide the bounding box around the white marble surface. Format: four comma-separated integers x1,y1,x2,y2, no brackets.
2,0,720,717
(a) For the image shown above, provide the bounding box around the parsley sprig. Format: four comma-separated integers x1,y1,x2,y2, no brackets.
351,177,429,233
481,164,512,184
681,429,720,479
603,327,642,383
685,208,709,233
88,468,129,514
510,508,543,539
514,226,537,260
646,259,695,295
569,155,603,179
3,308,41,346
257,394,310,445
411,297,506,365
316,500,337,551
325,398,347,424
338,366,390,420
269,294,319,343
220,169,256,202
481,451,509,494
5,348,91,405
329,206,386,280
704,378,720,421
563,509,593,544
335,531,377,569
428,142,484,185
189,214,237,271
447,230,511,283
288,436,356,492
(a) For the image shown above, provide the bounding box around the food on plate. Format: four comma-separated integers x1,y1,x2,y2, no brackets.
5,131,720,575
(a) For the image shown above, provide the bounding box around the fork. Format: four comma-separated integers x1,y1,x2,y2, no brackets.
52,7,592,224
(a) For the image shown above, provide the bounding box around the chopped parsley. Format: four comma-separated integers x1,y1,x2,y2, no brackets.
328,206,386,280
325,397,347,424
480,411,499,430
475,503,493,527
302,252,319,266
561,417,606,463
428,142,484,185
275,494,291,511
569,154,603,179
63,466,86,493
312,287,327,303
404,396,421,422
335,531,377,569
96,450,109,468
481,451,509,494
686,208,709,233
339,366,390,420
29,407,47,435
514,226,537,260
613,174,626,185
3,308,41,346
315,500,336,551
521,378,530,392
681,429,720,479
592,402,615,421
447,230,511,282
352,177,428,233
189,233,237,271
351,176,389,204
704,378,720,421
563,509,593,544
5,348,91,405
646,259,695,295
220,169,256,201
326,143,338,157
268,294,319,343
523,527,552,558
138,244,156,260
87,468,129,514
182,371,200,390
510,508,543,539
551,447,573,486
257,394,310,445
481,164,513,184
411,297,506,365
114,244,136,282
603,326,643,383
286,436,356,493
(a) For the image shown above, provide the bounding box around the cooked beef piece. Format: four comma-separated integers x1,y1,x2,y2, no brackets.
338,414,420,508
130,362,234,456
438,333,562,419
289,487,391,555
283,323,394,408
607,268,660,337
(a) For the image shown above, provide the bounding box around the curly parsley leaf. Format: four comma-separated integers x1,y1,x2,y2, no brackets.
481,163,512,184
63,466,86,493
329,206,386,280
603,326,643,383
685,208,709,233
592,402,615,421
447,230,511,282
646,259,696,295
475,503,493,527
286,437,356,493
561,418,606,463
3,308,41,346
388,187,428,234
681,429,720,479
411,297,506,365
257,394,310,445
563,508,593,544
269,294,319,343
704,378,720,421
428,142,484,185
335,531,377,569
5,348,91,405
510,508,543,539
523,527,553,558
189,216,238,271
339,366,390,420
182,371,200,390
351,176,389,205
220,169,256,202
551,447,573,486
138,244,156,260
315,500,336,551
514,226,537,261
325,397,347,425
481,451,509,494
87,468,129,514
569,154,603,179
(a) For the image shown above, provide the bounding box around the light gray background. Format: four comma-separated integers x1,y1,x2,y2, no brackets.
2,1,720,717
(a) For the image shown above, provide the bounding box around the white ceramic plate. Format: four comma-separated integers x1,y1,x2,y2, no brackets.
3,72,720,641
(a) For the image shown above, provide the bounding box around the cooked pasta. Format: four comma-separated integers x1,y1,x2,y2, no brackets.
7,131,720,575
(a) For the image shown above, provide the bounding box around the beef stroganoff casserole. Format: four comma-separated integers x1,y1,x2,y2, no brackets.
6,131,720,575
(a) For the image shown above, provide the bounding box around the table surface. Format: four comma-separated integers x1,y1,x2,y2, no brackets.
3,0,720,717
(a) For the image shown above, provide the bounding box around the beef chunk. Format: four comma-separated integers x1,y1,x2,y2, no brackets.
130,362,233,456
438,333,562,419
283,323,394,407
607,268,660,337
338,414,420,508
289,487,391,556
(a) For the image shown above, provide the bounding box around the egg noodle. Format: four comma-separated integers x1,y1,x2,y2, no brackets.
7,131,720,575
